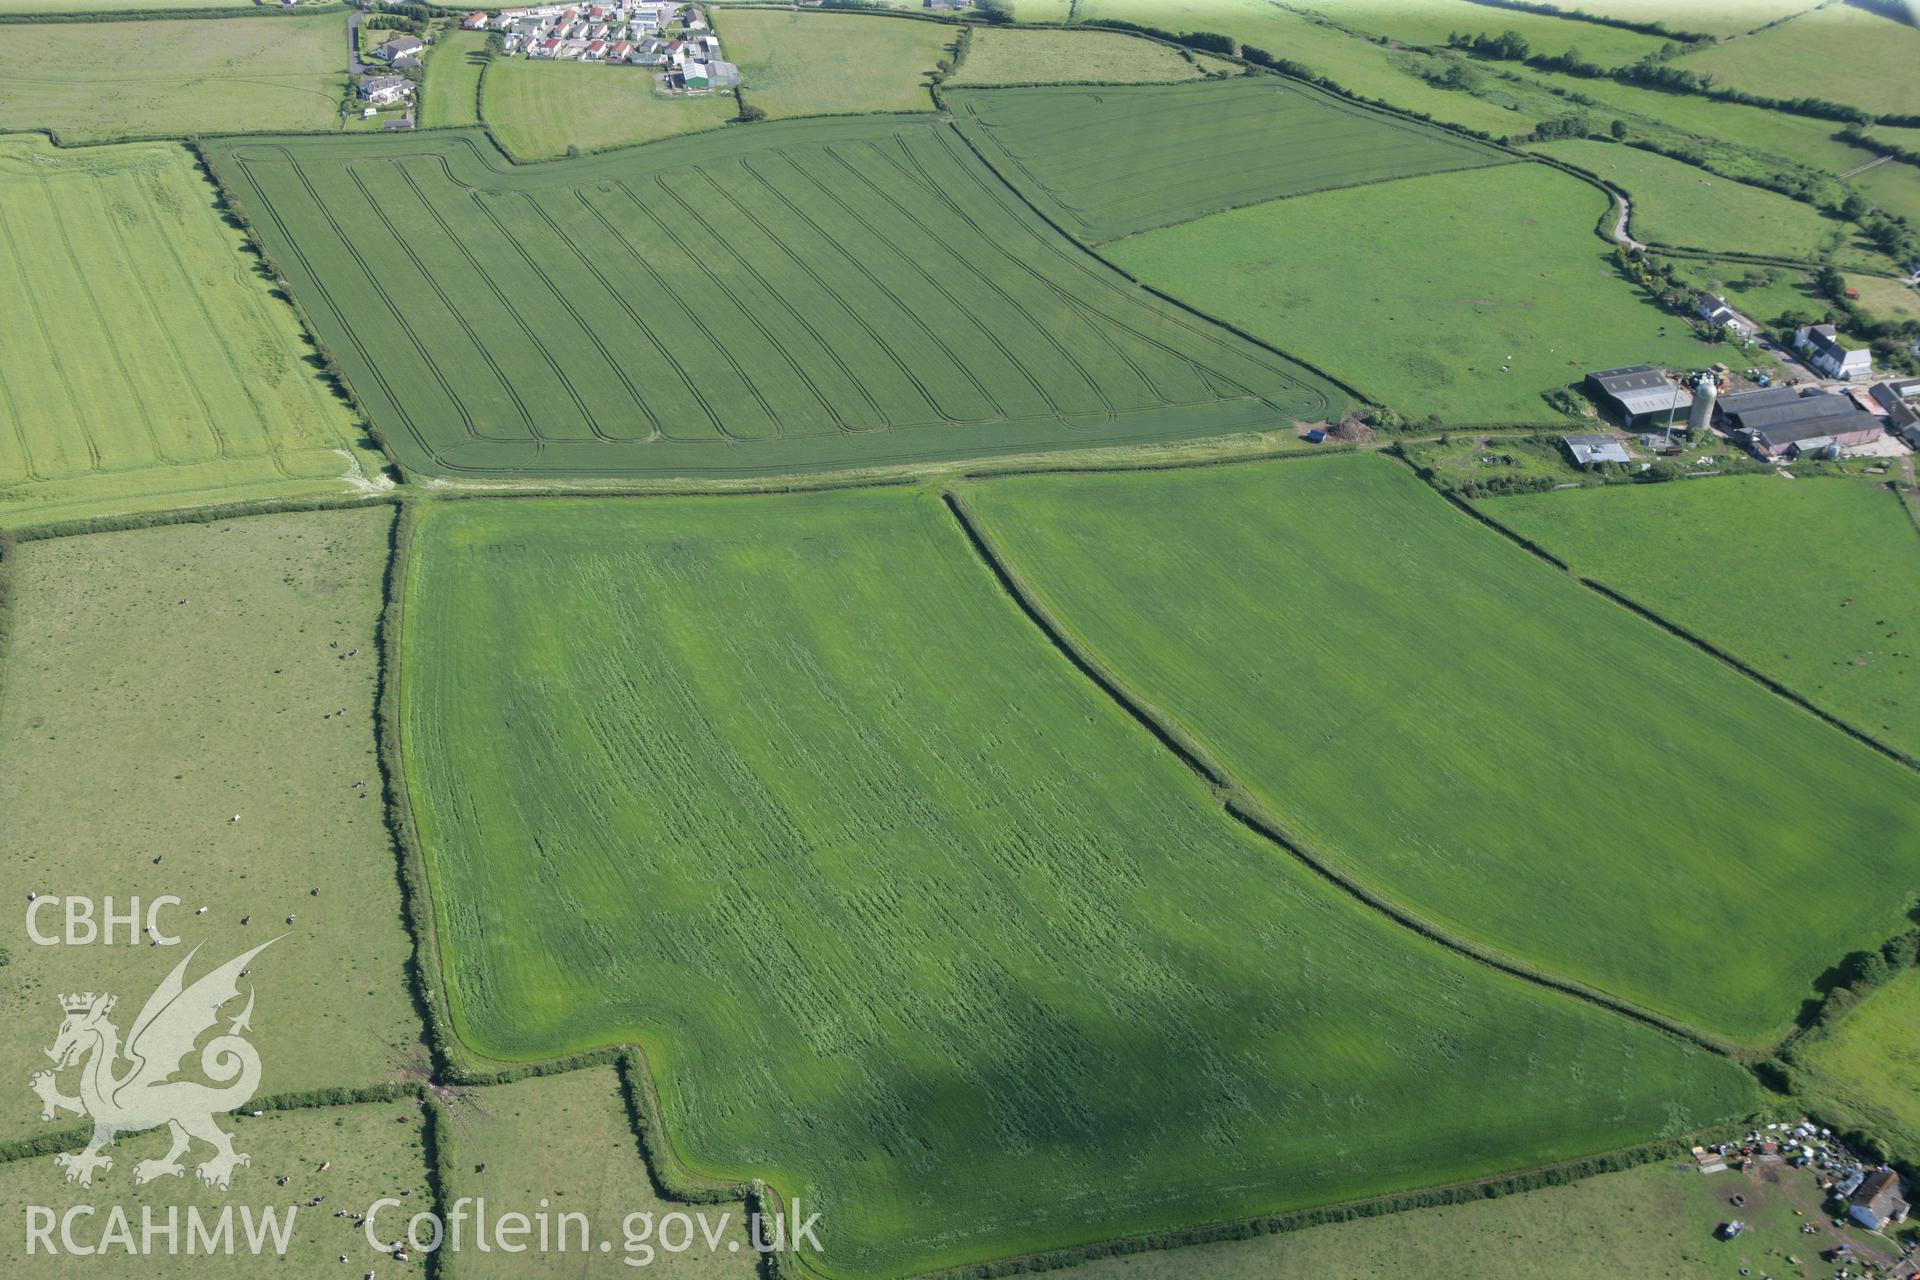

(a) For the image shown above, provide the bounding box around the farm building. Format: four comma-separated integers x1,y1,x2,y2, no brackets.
1585,365,1692,430
1562,434,1631,467
1718,387,1882,458
1851,1169,1911,1231
1793,323,1872,381
1870,378,1920,434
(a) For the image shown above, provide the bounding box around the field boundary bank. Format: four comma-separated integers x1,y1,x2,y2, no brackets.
1423,464,1920,777
939,484,1744,1061
0,4,348,26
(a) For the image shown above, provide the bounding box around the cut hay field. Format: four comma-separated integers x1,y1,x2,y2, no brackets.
399,491,1755,1278
421,28,487,128
479,57,736,160
961,455,1920,1045
0,136,382,530
1070,0,1533,136
1569,0,1820,39
1055,1153,1882,1280
1486,476,1920,762
948,27,1207,86
1678,2,1920,120
0,511,420,1149
722,8,950,118
1849,272,1920,324
0,1099,430,1277
443,1068,756,1277
949,78,1511,242
1796,968,1920,1163
1534,138,1894,271
204,123,1342,481
1106,163,1719,424
0,14,346,141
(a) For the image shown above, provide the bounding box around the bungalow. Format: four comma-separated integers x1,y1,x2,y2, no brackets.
461,11,489,29
534,36,562,55
1794,323,1872,381
608,40,634,60
630,38,668,64
584,38,607,58
1851,1169,1911,1231
373,35,424,61
358,75,413,105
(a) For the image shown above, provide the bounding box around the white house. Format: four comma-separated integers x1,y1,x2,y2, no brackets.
1794,323,1872,381
358,75,413,106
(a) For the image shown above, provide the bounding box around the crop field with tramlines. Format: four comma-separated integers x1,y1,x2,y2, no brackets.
947,78,1512,242
961,455,1920,1047
397,491,1755,1278
1487,476,1920,763
0,136,381,529
204,122,1342,481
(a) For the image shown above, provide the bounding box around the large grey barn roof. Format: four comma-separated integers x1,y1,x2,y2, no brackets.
1586,365,1691,416
1729,394,1868,437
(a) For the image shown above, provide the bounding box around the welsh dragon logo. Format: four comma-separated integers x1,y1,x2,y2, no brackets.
30,939,277,1191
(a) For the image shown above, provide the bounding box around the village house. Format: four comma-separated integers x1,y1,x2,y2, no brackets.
358,75,413,106
1851,1169,1911,1231
1695,292,1756,337
461,11,488,29
1794,322,1873,381
373,35,425,62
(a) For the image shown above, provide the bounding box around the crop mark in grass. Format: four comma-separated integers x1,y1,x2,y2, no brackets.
361,164,551,446
810,143,1098,418
567,188,728,444
0,198,100,474
681,167,891,436
39,180,177,468
605,178,786,441
463,185,663,444
238,148,487,456
738,151,1006,426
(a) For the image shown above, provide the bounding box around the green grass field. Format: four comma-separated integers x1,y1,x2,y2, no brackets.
1679,2,1920,120
948,27,1206,86
1107,163,1722,424
480,57,736,161
0,14,346,141
0,136,383,530
399,490,1755,1278
948,78,1510,242
204,123,1343,481
0,1100,429,1276
0,512,420,1148
1055,1155,1891,1280
443,1068,756,1277
1535,138,1893,270
1298,0,1672,66
1571,0,1821,39
1849,273,1920,325
421,28,487,128
0,0,257,10
722,8,950,118
962,455,1920,1045
1797,968,1920,1163
1486,476,1920,761
1071,0,1539,136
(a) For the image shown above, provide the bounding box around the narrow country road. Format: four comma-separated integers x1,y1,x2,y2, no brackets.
348,9,366,76
1611,193,1645,251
